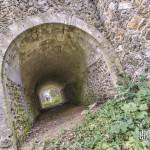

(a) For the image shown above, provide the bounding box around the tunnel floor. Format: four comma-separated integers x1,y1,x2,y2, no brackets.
20,103,84,150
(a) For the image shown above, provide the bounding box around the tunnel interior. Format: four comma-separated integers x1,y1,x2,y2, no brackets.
37,81,66,109
2,23,114,145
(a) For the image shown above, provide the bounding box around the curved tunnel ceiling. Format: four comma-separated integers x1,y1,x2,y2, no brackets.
4,23,107,102
19,24,86,96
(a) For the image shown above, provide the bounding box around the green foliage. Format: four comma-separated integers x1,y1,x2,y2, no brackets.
45,76,150,150
42,96,63,108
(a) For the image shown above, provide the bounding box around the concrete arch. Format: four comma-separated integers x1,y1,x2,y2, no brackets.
0,12,123,149
0,12,122,84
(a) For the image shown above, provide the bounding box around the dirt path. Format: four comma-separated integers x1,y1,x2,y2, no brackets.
20,104,84,150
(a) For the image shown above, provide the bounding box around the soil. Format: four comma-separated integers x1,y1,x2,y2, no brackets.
20,103,84,150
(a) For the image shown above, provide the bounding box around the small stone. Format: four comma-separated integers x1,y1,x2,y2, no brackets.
32,32,38,40
81,110,88,116
22,0,29,3
145,30,150,40
108,2,117,11
28,7,38,15
28,1,34,6
127,16,145,30
0,138,12,148
115,28,125,41
19,3,26,10
116,45,124,52
37,0,48,5
134,0,143,6
89,102,97,110
35,140,39,143
56,33,65,42
118,2,132,10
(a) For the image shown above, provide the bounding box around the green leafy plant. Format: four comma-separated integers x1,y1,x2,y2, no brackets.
45,75,150,150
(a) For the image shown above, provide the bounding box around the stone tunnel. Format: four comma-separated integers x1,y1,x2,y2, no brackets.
0,13,123,148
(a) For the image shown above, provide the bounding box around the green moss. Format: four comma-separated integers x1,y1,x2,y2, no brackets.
8,87,33,146
42,96,63,108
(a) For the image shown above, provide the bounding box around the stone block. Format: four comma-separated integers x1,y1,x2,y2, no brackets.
115,28,125,42
118,2,132,10
145,30,150,40
127,16,145,30
0,138,12,148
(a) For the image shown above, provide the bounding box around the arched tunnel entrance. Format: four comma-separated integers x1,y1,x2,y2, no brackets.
1,21,118,147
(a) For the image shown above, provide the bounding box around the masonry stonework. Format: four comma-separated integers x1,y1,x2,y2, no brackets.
95,0,150,78
0,0,149,149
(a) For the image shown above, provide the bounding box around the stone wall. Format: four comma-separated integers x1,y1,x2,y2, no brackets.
0,0,99,33
0,1,104,149
0,0,149,149
95,0,150,79
0,13,121,148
